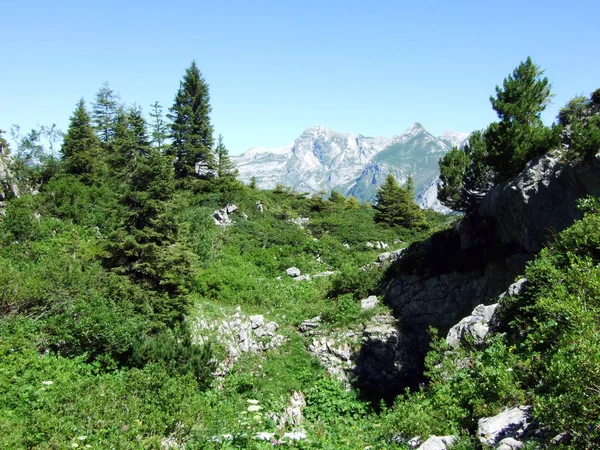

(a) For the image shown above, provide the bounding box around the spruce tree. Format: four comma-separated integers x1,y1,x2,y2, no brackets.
61,99,103,184
103,147,193,322
374,173,425,229
149,101,169,151
168,61,215,180
93,82,121,145
215,134,238,179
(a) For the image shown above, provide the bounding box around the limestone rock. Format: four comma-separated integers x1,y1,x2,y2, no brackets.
496,437,524,450
477,406,531,446
293,274,310,282
446,303,498,348
192,311,285,375
360,295,379,310
298,316,321,333
312,271,335,278
225,203,238,214
279,391,306,430
286,267,301,277
416,435,457,450
213,209,232,226
477,148,600,253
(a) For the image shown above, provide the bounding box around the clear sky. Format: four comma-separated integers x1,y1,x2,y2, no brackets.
2,0,599,155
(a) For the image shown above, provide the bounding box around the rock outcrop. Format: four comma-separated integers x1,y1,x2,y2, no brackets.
476,148,600,253
381,150,600,393
192,311,285,375
477,406,531,447
301,312,421,401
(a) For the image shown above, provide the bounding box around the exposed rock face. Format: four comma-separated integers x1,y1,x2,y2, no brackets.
381,150,600,393
416,435,457,450
192,312,284,375
477,406,531,447
302,312,421,401
478,149,600,253
446,303,498,349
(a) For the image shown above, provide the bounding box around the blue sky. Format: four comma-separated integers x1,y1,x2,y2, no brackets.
2,0,599,155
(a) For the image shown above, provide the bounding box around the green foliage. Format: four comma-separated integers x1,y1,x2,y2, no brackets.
61,98,104,184
132,325,215,388
374,173,426,229
485,57,557,180
104,148,194,307
92,82,121,144
169,61,215,180
559,88,600,156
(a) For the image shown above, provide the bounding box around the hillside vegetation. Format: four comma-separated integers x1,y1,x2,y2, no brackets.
0,58,599,449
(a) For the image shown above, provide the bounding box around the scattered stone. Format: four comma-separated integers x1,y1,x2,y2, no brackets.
249,315,264,329
375,241,389,250
298,316,322,333
225,203,238,214
496,437,524,450
192,311,286,375
256,201,265,213
160,436,181,449
377,248,405,264
282,431,307,441
446,303,498,349
365,242,375,249
360,295,379,310
279,391,306,430
288,216,310,228
416,435,457,450
342,243,350,249
286,267,301,277
213,208,232,226
293,274,311,282
312,271,335,278
254,432,275,441
241,212,248,220
477,406,531,447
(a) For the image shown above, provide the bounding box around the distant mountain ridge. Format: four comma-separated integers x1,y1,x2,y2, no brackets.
233,123,469,211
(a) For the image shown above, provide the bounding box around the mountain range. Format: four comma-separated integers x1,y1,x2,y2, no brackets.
232,123,469,211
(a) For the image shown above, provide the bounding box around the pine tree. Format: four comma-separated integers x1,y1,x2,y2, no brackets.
149,101,169,151
374,173,425,229
168,61,215,180
485,57,556,180
92,82,121,145
61,99,103,184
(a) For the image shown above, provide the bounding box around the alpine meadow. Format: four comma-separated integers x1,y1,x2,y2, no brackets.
1,53,600,450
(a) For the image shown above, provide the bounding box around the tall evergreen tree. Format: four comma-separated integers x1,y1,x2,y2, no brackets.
61,99,103,184
103,147,193,322
215,134,238,179
92,82,121,145
374,173,426,229
485,57,556,180
149,101,169,151
168,61,215,180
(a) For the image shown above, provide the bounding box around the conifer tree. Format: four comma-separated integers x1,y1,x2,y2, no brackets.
374,173,425,229
61,99,103,184
485,57,556,180
93,82,121,145
168,61,215,180
215,134,238,179
149,101,169,151
103,147,193,321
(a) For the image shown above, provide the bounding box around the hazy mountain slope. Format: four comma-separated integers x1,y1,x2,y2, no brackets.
233,123,464,211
